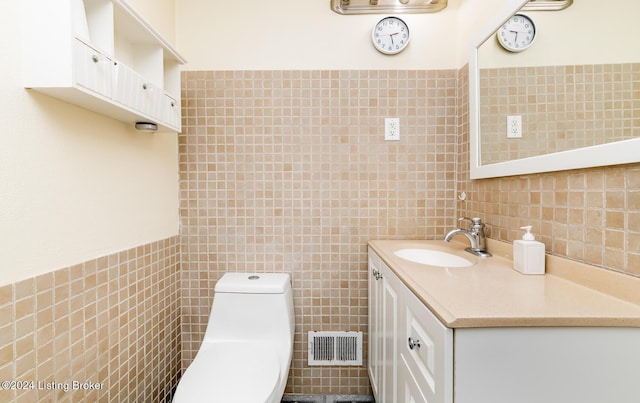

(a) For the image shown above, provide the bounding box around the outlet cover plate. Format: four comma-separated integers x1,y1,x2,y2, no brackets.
507,115,522,138
385,118,400,141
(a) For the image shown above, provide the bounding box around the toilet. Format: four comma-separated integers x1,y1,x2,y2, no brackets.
173,273,295,403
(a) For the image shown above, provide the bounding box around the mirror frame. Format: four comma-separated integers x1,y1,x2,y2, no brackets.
469,0,640,179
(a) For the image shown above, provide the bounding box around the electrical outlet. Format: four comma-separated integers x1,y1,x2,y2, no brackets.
385,118,400,141
507,115,522,138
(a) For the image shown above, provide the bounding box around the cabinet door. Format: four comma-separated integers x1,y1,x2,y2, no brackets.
368,250,400,403
113,62,142,111
142,84,163,120
162,94,181,130
380,266,400,403
73,39,113,98
113,63,163,119
399,354,428,403
367,251,382,400
401,281,453,403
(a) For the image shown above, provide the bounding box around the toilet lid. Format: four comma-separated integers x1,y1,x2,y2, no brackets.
173,342,281,403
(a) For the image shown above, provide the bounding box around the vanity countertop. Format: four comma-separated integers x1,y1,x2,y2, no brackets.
368,239,640,328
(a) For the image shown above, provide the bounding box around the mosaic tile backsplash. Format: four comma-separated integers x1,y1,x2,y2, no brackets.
2,65,638,401
458,65,640,277
180,67,639,394
179,70,459,394
0,237,180,402
479,63,640,165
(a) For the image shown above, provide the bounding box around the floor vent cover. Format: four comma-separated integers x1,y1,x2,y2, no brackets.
308,331,363,366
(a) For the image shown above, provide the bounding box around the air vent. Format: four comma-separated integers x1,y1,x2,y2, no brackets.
308,331,363,366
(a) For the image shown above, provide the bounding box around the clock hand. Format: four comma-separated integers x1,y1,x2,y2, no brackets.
389,32,399,45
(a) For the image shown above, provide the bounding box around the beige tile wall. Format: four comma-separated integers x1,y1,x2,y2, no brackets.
2,65,636,402
179,70,459,394
1,63,634,400
0,237,181,403
479,63,640,164
458,65,640,276
179,66,640,396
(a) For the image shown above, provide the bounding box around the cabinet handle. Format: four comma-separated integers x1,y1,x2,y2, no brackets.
170,101,175,107
408,337,421,350
142,83,148,90
91,55,99,63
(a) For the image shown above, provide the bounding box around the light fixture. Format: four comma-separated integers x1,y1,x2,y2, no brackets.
331,0,446,15
522,0,573,11
135,122,158,132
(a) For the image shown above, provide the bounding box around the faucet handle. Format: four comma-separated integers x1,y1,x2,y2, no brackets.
458,217,483,225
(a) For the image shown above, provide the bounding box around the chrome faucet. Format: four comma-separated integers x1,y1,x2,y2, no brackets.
444,217,492,257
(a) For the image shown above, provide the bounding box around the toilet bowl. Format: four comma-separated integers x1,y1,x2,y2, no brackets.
173,273,295,403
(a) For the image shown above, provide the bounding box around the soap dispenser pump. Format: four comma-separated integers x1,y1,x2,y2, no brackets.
513,226,545,275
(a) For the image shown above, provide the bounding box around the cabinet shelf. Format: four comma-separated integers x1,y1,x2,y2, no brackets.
22,0,185,132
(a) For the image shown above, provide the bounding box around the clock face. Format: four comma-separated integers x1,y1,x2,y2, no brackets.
372,17,410,55
497,13,536,52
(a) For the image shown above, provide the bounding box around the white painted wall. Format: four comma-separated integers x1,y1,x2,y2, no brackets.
0,0,179,287
176,0,504,70
456,0,514,67
0,0,538,286
126,0,176,44
479,0,640,68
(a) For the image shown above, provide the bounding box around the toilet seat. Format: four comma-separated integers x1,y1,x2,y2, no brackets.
173,342,281,403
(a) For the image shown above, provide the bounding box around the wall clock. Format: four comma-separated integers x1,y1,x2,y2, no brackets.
372,16,410,55
497,13,536,52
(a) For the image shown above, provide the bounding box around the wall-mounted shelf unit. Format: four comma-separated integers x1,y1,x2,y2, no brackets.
22,0,186,132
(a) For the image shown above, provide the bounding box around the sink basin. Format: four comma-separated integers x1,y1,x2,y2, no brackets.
394,248,474,267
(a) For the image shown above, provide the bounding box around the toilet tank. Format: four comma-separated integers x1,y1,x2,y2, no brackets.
214,273,291,294
203,273,295,344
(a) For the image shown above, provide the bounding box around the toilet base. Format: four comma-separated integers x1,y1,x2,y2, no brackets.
172,341,284,403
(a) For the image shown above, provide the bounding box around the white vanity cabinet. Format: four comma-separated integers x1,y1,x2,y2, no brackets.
368,249,453,403
22,0,185,132
368,245,640,403
453,327,640,403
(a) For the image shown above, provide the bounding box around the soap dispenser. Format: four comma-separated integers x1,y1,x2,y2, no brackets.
513,226,545,275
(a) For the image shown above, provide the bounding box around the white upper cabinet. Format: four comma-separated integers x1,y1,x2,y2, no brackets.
22,0,186,132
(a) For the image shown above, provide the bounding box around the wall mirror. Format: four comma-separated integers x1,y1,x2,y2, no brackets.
469,0,640,179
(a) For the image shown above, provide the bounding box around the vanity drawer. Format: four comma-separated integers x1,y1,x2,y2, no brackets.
401,287,453,403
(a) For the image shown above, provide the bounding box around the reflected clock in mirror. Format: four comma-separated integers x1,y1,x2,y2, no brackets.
468,0,640,179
